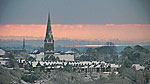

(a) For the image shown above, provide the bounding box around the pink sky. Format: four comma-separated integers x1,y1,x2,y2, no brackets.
0,24,150,42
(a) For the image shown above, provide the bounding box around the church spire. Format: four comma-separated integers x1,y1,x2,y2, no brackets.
44,13,54,55
22,38,25,50
44,13,54,43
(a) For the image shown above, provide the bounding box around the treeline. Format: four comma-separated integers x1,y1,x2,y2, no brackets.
78,42,150,66
78,42,117,62
120,45,150,68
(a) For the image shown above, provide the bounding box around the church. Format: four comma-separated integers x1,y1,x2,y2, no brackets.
43,13,74,61
44,13,54,56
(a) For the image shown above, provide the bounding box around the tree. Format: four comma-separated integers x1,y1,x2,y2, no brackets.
144,59,150,70
120,45,150,64
49,55,56,61
122,59,132,68
71,48,80,54
63,62,72,72
85,48,98,61
105,42,118,62
120,46,134,61
27,56,36,62
134,45,149,53
81,42,118,62
55,57,60,61
105,42,116,54
79,54,91,61
21,74,38,83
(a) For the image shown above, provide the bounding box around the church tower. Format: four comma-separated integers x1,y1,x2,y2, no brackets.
22,38,26,50
44,13,54,56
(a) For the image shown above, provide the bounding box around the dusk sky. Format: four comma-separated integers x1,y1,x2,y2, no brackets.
0,0,150,42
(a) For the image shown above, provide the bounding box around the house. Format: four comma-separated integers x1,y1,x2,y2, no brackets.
0,49,9,65
0,49,5,57
132,64,145,70
54,52,74,61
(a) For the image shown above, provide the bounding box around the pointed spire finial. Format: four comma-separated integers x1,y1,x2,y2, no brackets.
48,12,50,17
48,12,51,24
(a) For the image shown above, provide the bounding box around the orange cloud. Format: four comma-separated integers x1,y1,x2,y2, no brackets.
0,24,150,41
